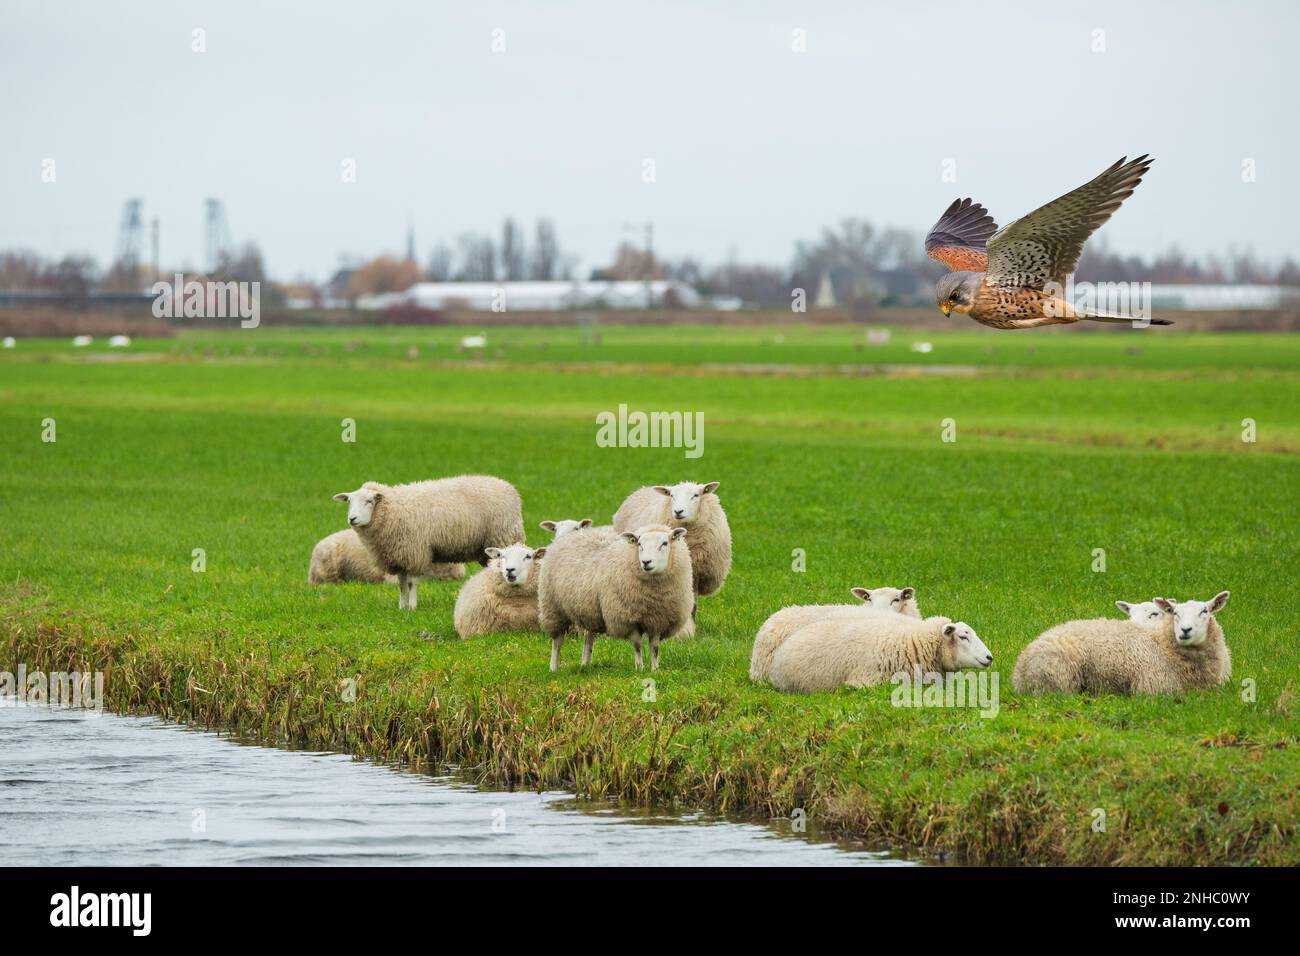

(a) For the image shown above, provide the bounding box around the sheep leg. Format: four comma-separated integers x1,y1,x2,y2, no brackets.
581,632,595,667
406,577,418,610
630,632,644,671
550,636,564,673
649,634,660,672
397,573,409,610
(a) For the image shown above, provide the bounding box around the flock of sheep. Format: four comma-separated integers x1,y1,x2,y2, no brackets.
314,474,1233,696
323,475,730,672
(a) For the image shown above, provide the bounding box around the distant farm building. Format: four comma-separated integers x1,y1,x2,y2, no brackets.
355,280,703,312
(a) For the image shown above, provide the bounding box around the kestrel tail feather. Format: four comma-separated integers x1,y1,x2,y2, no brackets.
1081,313,1173,326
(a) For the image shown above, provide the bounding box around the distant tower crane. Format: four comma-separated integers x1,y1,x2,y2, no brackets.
205,198,232,273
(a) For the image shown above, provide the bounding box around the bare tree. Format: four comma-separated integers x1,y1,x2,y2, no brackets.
531,219,560,280
501,219,526,281
426,243,453,281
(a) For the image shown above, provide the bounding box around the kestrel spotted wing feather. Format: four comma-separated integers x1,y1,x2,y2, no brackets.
924,197,997,273
984,155,1154,290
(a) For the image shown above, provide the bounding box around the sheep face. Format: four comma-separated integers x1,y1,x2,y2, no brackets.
1156,592,1229,647
652,481,719,523
621,526,687,574
486,544,545,586
333,488,382,528
850,586,919,617
1116,599,1165,624
540,518,593,539
943,622,994,669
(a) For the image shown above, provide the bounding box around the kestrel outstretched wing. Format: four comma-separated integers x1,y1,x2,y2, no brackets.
985,155,1153,289
924,198,997,272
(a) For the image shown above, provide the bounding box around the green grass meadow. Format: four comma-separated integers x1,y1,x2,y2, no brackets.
2,323,1298,864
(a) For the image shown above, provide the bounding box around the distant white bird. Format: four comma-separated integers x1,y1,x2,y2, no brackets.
72,335,92,347
2,336,15,349
109,335,131,348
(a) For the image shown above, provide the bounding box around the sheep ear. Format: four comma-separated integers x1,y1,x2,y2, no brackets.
621,532,638,544
1115,601,1132,614
900,587,915,600
850,587,870,602
702,481,719,494
1154,598,1175,613
532,547,547,560
540,521,557,531
651,486,671,497
579,518,593,528
1209,590,1230,613
485,548,501,559
670,527,688,539
942,623,957,639
333,493,350,502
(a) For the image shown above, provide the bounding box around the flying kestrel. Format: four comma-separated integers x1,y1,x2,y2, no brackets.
925,155,1170,329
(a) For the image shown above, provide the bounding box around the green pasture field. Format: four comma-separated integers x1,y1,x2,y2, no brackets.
2,322,1297,864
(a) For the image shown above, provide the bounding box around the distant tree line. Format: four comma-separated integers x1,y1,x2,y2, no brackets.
4,214,1297,307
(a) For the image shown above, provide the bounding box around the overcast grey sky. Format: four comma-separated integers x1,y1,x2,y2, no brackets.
3,0,1296,280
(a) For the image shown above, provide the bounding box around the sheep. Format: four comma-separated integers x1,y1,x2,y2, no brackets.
333,474,524,611
540,518,594,539
1115,599,1167,624
612,481,731,598
538,523,693,672
308,529,465,585
1012,591,1231,695
748,586,921,682
767,614,993,693
453,544,547,637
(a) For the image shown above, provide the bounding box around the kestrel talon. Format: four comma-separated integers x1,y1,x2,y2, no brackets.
924,155,1171,330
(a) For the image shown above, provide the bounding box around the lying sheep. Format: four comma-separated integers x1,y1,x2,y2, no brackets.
748,586,920,682
1012,591,1231,695
538,523,693,672
453,544,547,637
612,481,731,598
308,529,465,585
540,518,594,539
1115,599,1167,624
333,474,524,611
768,614,993,693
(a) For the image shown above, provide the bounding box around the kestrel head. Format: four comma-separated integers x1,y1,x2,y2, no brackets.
935,272,981,316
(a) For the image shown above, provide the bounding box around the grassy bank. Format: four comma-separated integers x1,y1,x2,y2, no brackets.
2,324,1298,864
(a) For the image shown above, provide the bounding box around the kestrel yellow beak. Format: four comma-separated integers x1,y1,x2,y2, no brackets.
940,303,952,316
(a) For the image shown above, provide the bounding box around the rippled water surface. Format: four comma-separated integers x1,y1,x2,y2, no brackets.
0,702,912,866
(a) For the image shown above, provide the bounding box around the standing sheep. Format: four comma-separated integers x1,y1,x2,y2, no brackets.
1012,592,1231,695
453,544,547,637
767,614,993,693
308,529,465,585
538,523,693,672
749,586,921,682
333,474,524,611
612,481,731,598
540,518,594,539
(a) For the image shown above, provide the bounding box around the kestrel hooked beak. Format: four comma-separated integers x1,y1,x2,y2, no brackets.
923,156,1173,330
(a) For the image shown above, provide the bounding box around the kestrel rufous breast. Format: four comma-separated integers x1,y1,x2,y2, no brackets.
924,155,1170,329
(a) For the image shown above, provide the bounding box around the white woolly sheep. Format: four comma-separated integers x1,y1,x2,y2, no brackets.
453,543,547,637
767,614,993,693
540,518,594,539
308,529,465,585
333,474,524,611
1115,598,1167,624
538,523,693,672
612,481,731,598
1012,591,1231,695
748,586,921,682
